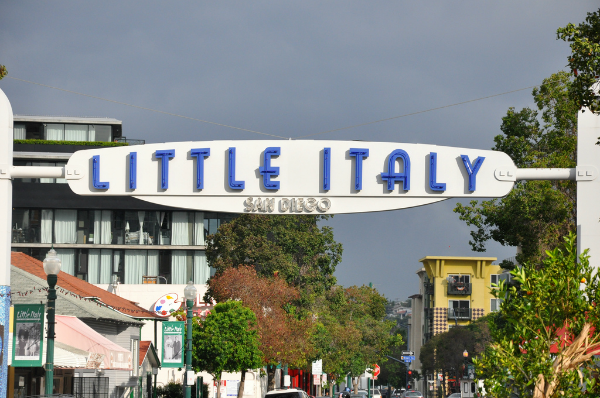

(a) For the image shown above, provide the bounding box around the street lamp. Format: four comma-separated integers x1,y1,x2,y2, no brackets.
43,248,61,396
184,281,197,398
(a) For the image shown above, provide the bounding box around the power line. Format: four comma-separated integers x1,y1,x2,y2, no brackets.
6,76,288,139
7,75,542,141
293,85,538,139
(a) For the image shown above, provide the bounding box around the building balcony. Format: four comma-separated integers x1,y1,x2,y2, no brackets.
424,281,434,295
448,308,472,320
424,307,434,319
115,137,145,145
447,282,472,295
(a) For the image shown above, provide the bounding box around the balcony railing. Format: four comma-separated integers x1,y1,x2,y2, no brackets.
424,281,434,295
424,307,434,319
115,137,145,145
448,308,472,320
447,281,472,295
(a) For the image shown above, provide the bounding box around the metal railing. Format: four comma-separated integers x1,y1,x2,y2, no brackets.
448,308,472,320
114,137,145,145
424,281,434,295
447,282,472,295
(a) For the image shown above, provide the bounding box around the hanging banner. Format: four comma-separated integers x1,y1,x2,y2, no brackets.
162,321,184,368
12,304,44,367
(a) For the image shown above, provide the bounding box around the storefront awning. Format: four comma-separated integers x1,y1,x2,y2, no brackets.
55,315,132,370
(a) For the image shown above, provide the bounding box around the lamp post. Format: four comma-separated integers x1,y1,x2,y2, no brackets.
462,350,469,391
43,248,61,396
184,281,197,398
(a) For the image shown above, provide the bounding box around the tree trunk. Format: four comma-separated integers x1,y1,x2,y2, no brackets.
352,377,358,394
238,370,246,398
217,377,221,398
267,365,277,391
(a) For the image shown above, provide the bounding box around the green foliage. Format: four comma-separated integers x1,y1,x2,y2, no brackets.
0,65,6,80
419,316,491,382
155,382,183,398
477,234,600,398
206,214,343,295
557,8,600,114
312,285,402,386
13,139,128,146
454,72,577,265
377,329,408,388
191,300,263,380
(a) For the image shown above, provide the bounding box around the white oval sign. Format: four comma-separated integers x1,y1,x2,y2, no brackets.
65,140,516,214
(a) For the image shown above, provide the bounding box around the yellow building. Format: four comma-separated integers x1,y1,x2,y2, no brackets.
420,255,501,338
408,256,503,394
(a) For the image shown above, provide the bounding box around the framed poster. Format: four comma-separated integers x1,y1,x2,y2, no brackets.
12,304,44,367
162,321,184,368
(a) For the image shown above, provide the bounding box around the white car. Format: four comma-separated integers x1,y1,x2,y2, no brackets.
266,389,312,398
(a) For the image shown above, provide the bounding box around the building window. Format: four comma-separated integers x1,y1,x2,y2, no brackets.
491,274,500,286
448,300,470,319
448,274,470,284
491,298,502,312
131,339,139,377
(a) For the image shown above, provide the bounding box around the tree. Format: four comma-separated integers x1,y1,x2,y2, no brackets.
312,285,401,394
206,214,343,296
557,8,600,114
377,329,408,388
477,234,600,398
419,317,491,396
0,65,6,80
454,72,578,266
191,300,263,398
206,266,314,391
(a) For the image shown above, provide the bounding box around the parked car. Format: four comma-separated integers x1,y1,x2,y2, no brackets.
447,393,462,398
402,391,424,398
372,389,382,398
266,389,313,398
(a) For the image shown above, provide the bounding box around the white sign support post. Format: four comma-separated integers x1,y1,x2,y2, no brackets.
0,87,12,397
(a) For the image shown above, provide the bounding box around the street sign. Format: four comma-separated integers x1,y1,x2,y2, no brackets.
373,364,381,378
402,351,414,356
312,359,323,375
401,356,415,362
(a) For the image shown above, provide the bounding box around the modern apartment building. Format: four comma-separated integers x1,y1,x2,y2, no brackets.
11,115,233,285
408,256,502,395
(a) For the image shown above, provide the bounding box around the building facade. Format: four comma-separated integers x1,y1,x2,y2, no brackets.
408,256,501,395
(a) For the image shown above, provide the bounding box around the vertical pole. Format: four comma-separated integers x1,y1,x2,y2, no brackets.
185,299,193,398
45,275,57,395
0,88,13,398
367,378,370,398
577,109,600,268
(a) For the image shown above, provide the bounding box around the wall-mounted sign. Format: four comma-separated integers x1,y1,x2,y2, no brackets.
12,304,44,367
64,141,516,214
162,321,184,368
153,293,183,317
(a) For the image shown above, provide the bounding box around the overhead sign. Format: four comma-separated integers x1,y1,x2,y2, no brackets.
12,304,44,367
162,321,185,368
64,141,516,214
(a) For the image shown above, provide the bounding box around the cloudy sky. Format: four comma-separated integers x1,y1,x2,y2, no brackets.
1,2,596,300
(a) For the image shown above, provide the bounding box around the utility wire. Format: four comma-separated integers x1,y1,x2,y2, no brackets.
7,75,540,141
6,76,288,139
293,85,538,139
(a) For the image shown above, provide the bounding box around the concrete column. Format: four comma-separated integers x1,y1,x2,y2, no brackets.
0,88,13,398
577,110,600,268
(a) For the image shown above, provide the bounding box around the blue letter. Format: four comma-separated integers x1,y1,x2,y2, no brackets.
460,155,485,191
92,155,109,190
429,152,446,192
155,150,175,190
349,148,369,190
323,148,331,191
259,147,281,190
381,149,411,191
129,152,137,190
228,147,245,190
191,148,210,189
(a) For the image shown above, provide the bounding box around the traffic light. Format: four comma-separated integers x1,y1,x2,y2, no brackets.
408,370,412,376
407,385,411,390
